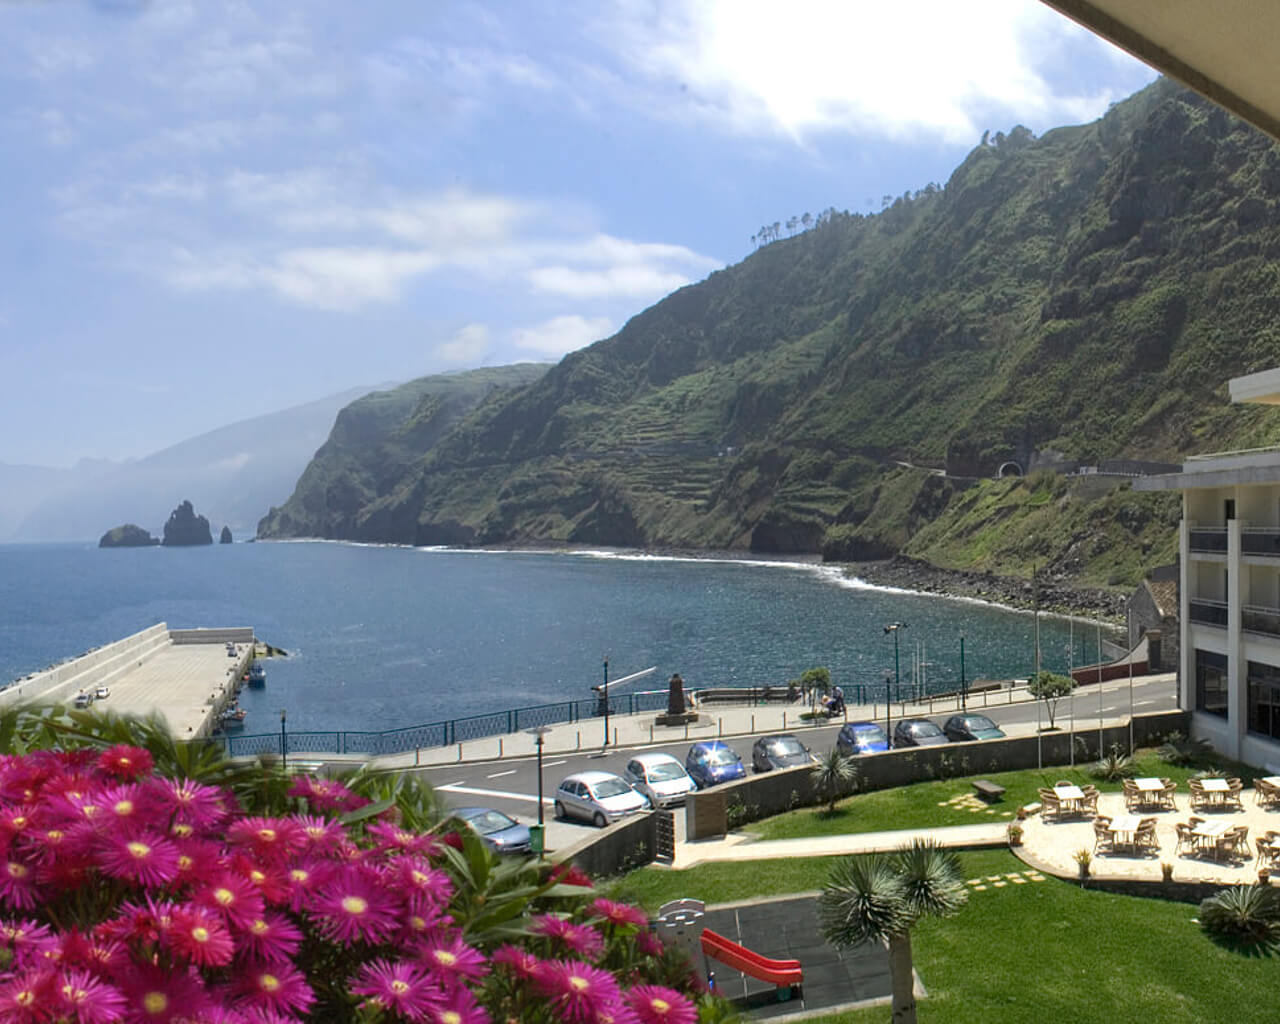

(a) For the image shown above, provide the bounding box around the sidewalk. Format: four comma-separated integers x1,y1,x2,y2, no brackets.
373,673,1176,770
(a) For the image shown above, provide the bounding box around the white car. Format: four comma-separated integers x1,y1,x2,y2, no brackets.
94,686,110,700
554,771,649,827
624,753,696,808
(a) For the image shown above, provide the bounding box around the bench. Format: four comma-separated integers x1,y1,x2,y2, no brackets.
972,780,1006,802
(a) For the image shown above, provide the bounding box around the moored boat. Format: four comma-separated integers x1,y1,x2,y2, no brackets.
247,662,266,688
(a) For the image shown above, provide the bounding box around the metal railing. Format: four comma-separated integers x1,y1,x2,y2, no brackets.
1244,604,1280,638
1189,598,1228,628
1189,528,1228,553
1242,529,1280,556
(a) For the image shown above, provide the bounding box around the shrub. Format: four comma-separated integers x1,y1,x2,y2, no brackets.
1158,730,1213,766
1092,746,1135,781
1198,885,1280,950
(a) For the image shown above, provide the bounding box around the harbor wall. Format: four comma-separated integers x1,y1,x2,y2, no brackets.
171,628,255,645
0,623,170,709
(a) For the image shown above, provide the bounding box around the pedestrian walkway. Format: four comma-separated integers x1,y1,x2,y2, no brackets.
672,822,1009,868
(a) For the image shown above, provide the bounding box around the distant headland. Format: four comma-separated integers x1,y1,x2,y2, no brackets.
100,500,229,548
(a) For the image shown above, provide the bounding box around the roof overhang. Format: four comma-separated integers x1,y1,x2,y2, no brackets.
1041,1,1280,141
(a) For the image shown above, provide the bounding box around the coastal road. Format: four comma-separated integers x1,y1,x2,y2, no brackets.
417,676,1178,852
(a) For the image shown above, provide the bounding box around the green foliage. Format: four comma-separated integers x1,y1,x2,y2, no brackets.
810,748,859,813
1027,670,1076,729
1198,885,1280,951
1157,730,1214,766
1092,747,1136,781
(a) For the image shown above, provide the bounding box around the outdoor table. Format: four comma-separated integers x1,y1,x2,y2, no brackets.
1054,784,1084,812
1108,813,1143,850
1200,778,1231,807
1263,777,1280,787
1132,777,1165,808
1190,819,1233,858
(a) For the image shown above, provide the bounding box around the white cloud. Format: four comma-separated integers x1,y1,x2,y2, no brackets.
435,323,490,364
511,315,613,357
595,0,1155,143
527,265,695,300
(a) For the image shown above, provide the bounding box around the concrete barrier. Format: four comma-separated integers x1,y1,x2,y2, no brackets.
0,623,170,709
170,628,255,645
685,710,1190,840
553,812,658,878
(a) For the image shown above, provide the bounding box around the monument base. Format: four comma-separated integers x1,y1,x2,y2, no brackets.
654,712,700,727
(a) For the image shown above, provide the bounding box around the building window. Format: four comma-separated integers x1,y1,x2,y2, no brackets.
1247,661,1280,742
1195,650,1229,718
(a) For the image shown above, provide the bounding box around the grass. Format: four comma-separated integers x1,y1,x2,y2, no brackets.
745,747,1260,841
608,851,1280,1024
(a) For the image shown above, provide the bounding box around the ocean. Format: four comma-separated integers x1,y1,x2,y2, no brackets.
0,541,1109,735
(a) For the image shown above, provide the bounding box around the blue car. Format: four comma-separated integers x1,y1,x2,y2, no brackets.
685,741,746,788
451,807,532,854
836,721,890,756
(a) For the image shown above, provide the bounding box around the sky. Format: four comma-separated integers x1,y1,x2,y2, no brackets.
0,0,1157,468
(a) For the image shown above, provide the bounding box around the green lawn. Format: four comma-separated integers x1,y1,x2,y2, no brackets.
746,748,1259,841
608,851,1280,1024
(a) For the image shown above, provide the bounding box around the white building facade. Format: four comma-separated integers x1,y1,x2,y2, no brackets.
1136,367,1280,770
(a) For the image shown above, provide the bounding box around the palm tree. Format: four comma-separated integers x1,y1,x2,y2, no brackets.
818,840,968,1024
811,747,857,813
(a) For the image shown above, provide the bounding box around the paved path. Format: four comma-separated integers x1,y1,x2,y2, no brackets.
674,822,1008,867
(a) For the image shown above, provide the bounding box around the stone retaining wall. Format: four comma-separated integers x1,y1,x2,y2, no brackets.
1,623,170,709
553,812,658,878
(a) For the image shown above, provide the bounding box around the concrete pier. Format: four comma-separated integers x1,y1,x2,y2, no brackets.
3,623,258,737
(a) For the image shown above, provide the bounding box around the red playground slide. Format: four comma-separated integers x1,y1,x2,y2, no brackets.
700,928,803,989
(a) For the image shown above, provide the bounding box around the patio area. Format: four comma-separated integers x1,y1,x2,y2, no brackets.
1017,777,1280,885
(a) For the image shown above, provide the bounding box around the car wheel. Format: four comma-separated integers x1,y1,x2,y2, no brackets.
592,812,607,828
554,801,566,820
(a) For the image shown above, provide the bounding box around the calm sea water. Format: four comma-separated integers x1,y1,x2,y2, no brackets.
0,542,1109,735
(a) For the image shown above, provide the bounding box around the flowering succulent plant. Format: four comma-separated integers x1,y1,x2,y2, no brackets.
0,732,707,1024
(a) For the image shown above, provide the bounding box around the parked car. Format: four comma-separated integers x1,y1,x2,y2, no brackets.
624,753,697,808
451,806,532,853
685,741,746,788
94,685,110,700
942,713,1006,742
892,718,948,748
751,734,814,772
554,771,649,827
836,721,890,755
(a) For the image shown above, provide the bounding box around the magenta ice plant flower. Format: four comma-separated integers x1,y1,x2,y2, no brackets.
55,967,127,1024
233,960,315,1017
626,986,697,1024
352,958,438,1021
311,865,399,945
532,914,605,960
98,831,181,888
97,745,154,781
237,912,303,963
589,899,648,930
537,960,623,1024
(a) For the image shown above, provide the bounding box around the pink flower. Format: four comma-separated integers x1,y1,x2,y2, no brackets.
422,934,489,986
311,866,399,944
97,896,176,945
282,861,333,914
0,918,56,969
531,915,605,960
97,832,181,888
196,873,266,930
0,968,54,1023
151,778,227,829
55,967,127,1024
99,783,153,830
635,931,664,958
227,817,305,864
233,961,314,1017
236,912,303,962
491,944,544,982
168,905,235,968
626,986,696,1024
426,985,489,1024
288,814,345,855
589,899,648,930
98,745,154,780
548,863,594,889
118,963,213,1024
389,856,453,913
287,775,360,814
366,821,439,857
0,857,40,910
536,960,622,1024
352,958,437,1021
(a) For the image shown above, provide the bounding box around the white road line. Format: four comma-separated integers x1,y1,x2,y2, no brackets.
1135,700,1159,707
544,760,567,768
487,769,517,779
438,782,552,805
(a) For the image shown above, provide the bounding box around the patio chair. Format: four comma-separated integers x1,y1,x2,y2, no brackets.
1188,778,1207,809
1136,818,1159,853
1225,778,1245,809
1256,835,1275,865
1080,787,1100,816
1175,821,1199,856
1038,788,1061,820
1159,778,1178,810
1259,779,1280,807
1122,779,1140,810
1092,817,1113,854
1217,825,1249,862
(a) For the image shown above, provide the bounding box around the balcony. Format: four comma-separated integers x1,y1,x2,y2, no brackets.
1189,528,1228,553
1242,529,1280,557
1189,598,1228,628
1244,605,1280,638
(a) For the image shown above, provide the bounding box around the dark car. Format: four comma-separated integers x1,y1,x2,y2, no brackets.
892,718,948,748
685,741,746,788
751,734,814,772
451,807,532,853
836,721,890,755
943,713,1006,743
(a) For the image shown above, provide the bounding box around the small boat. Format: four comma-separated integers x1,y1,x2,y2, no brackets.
217,706,247,731
247,663,266,688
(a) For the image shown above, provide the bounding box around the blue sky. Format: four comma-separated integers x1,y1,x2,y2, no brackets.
1,0,1156,467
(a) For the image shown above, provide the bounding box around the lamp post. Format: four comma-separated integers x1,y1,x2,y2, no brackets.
279,708,287,771
525,725,552,860
884,622,905,703
884,670,894,741
601,656,610,749
959,633,967,711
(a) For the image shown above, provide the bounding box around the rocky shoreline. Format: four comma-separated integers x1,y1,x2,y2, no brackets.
841,556,1128,623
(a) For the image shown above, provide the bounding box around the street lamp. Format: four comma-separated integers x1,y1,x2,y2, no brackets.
279,708,287,772
883,670,894,740
601,656,610,749
884,622,906,703
525,725,553,853
959,633,967,711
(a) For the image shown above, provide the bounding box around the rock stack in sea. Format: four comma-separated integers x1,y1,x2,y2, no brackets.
98,524,159,548
162,500,213,546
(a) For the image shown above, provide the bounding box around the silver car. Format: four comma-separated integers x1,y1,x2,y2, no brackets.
624,753,696,808
554,771,649,827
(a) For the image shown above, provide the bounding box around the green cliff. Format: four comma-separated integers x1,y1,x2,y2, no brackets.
259,79,1280,588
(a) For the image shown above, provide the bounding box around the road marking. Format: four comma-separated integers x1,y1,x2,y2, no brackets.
1135,700,1159,707
438,783,553,805
544,760,566,768
487,769,517,779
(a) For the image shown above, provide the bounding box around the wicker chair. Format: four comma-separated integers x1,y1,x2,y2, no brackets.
1187,778,1207,809
1160,778,1178,810
1256,834,1276,865
1038,788,1061,820
1080,786,1100,816
1255,778,1280,807
1225,778,1245,810
1136,817,1159,854
1122,779,1140,810
1175,821,1199,856
1093,817,1113,854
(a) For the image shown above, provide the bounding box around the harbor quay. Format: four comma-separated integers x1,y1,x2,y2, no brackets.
3,623,257,738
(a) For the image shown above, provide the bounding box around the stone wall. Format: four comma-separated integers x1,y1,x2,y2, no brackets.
685,710,1190,840
554,812,658,878
170,628,255,645
1,623,170,709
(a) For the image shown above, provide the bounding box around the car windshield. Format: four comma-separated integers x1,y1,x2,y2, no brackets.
592,778,633,799
769,739,804,756
706,747,739,766
965,716,997,731
853,725,884,738
466,810,515,833
912,722,943,737
647,762,686,782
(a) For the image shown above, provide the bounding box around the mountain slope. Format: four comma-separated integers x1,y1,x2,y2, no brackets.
11,385,384,542
259,79,1280,586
